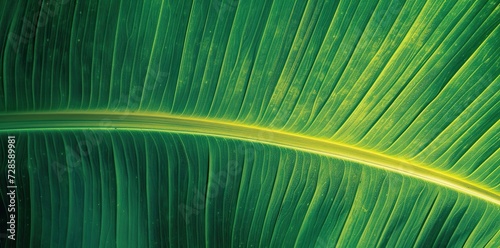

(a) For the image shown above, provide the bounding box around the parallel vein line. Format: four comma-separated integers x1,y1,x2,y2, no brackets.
1,111,498,206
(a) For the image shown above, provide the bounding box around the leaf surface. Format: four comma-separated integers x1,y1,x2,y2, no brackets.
0,0,499,247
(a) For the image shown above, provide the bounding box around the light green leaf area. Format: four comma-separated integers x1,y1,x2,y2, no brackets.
0,0,499,247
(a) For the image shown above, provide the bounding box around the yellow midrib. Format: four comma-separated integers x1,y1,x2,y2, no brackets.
1,111,499,205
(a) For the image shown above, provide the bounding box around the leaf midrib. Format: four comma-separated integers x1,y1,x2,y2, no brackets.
1,111,498,205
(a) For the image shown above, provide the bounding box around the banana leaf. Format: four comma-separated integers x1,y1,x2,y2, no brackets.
0,0,499,247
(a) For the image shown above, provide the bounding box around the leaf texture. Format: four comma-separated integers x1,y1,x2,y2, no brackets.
0,0,499,247
1,131,500,247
